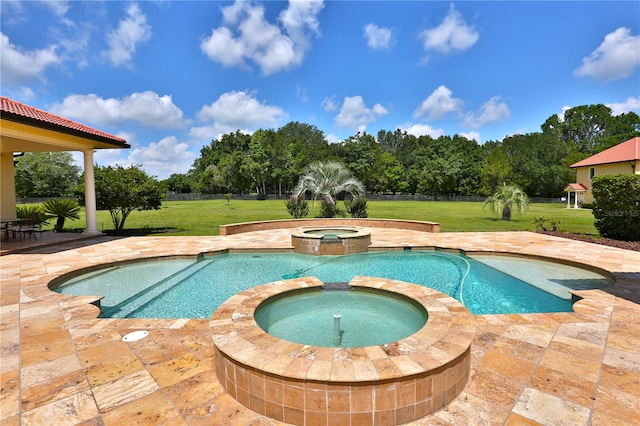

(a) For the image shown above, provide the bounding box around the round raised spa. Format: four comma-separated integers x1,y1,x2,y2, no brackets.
291,226,371,255
254,284,427,347
211,276,475,425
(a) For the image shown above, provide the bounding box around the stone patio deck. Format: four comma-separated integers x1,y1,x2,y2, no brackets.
1,229,639,425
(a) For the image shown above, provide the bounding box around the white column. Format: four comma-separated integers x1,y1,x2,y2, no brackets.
82,150,100,234
566,191,570,209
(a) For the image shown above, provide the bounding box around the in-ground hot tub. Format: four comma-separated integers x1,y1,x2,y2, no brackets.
211,276,475,425
254,282,428,348
291,226,371,255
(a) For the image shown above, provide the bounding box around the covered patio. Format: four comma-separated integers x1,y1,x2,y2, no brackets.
0,96,129,234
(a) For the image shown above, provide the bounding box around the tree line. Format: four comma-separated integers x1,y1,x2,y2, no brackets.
14,104,640,200
167,104,639,199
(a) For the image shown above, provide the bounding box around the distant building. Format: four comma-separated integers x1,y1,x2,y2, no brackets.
564,137,640,208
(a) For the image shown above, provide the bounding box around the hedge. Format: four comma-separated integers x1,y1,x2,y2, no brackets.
591,174,640,242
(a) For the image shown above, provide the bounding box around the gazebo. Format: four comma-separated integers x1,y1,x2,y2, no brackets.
563,183,587,209
0,96,130,233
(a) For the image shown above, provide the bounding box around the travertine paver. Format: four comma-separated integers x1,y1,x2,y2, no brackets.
1,229,639,425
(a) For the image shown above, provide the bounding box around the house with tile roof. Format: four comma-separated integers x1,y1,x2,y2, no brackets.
564,137,640,207
0,96,129,233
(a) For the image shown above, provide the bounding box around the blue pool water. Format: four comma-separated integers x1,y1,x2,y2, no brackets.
53,250,612,318
255,289,427,347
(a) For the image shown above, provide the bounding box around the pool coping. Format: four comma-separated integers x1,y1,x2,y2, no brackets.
211,276,475,382
211,275,475,424
3,229,639,425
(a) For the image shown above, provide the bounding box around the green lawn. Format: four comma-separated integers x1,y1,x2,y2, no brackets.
30,199,598,236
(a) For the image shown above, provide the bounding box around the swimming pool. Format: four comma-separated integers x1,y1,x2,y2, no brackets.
53,250,613,318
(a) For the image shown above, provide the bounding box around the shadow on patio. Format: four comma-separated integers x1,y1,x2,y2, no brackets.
1,231,110,255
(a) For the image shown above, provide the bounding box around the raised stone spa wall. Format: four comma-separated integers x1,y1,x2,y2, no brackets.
214,345,470,425
219,218,440,235
211,276,475,425
291,227,372,255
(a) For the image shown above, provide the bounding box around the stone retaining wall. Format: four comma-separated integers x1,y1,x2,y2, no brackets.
220,218,440,235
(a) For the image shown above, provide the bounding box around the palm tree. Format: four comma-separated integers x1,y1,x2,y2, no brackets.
483,183,529,220
292,161,365,217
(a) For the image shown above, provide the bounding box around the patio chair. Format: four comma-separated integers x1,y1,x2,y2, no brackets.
0,221,8,242
8,217,43,241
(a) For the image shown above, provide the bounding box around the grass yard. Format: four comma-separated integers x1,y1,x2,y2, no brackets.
31,199,598,236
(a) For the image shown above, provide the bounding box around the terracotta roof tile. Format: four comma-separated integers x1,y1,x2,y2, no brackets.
570,137,640,168
1,96,128,145
564,183,587,191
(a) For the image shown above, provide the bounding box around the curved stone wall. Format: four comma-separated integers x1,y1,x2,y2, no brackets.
211,276,475,425
219,218,440,235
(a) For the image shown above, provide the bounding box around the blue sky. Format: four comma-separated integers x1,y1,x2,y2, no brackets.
1,1,639,179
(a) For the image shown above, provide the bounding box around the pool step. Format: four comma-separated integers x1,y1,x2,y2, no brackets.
101,259,216,318
468,255,612,299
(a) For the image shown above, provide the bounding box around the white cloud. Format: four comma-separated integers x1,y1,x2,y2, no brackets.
297,84,308,102
122,92,187,128
322,96,338,112
335,96,387,130
39,0,73,26
88,131,136,168
200,0,324,75
397,122,444,138
606,96,640,116
92,143,130,167
419,4,479,54
88,132,194,179
279,0,323,48
463,96,510,128
325,133,342,144
0,32,60,85
39,0,71,18
574,27,640,81
189,124,222,142
558,106,571,122
125,136,195,179
2,3,90,83
102,3,151,67
51,92,187,129
189,125,252,146
1,2,25,23
17,87,37,101
52,22,92,69
363,23,392,50
196,90,287,135
414,85,463,120
459,131,481,142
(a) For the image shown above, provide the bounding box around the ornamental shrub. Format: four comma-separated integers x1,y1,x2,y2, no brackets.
591,174,640,242
320,197,338,218
285,195,309,219
16,205,48,225
345,196,368,218
42,198,81,232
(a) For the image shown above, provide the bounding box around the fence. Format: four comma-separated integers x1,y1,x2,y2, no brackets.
163,193,562,203
18,194,563,204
